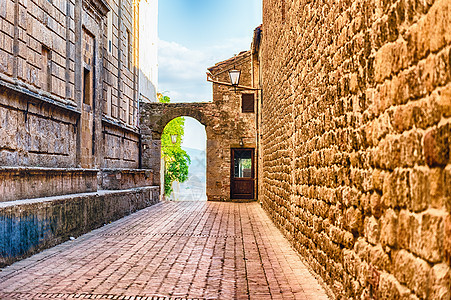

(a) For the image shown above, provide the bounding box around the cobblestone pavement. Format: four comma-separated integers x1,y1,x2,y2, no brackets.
0,201,330,300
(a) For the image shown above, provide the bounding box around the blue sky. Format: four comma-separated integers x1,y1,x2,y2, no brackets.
158,0,262,150
158,0,262,103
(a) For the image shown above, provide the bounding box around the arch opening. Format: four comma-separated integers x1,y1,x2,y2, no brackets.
161,116,206,201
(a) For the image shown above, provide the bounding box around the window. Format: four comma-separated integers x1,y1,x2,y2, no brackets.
241,94,255,113
107,11,113,54
126,29,132,70
83,68,92,105
41,46,52,92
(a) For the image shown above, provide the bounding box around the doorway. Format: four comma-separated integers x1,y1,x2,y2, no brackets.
230,148,255,199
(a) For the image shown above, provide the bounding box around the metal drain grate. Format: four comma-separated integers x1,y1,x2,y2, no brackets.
0,292,207,300
98,232,242,239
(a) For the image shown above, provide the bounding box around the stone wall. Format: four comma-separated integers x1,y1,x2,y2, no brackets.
208,51,258,201
260,0,450,298
0,0,141,171
102,119,140,169
0,167,98,202
0,86,79,168
0,186,159,267
99,168,154,190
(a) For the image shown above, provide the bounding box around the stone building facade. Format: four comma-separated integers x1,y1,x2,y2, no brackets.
259,0,450,299
0,0,159,266
140,51,259,201
0,0,159,200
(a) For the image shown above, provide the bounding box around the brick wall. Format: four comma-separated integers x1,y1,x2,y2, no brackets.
260,0,450,298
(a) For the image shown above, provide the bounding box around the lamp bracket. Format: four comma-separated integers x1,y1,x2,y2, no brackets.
206,74,261,91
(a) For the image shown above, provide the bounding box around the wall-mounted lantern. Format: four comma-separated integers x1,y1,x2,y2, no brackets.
239,138,244,147
171,134,178,144
206,53,260,92
229,69,241,87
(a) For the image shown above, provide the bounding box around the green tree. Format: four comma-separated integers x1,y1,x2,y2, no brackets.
159,94,191,196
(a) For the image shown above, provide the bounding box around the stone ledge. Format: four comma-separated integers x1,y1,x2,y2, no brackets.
0,186,159,267
0,167,99,202
0,76,79,115
99,169,154,190
102,116,140,135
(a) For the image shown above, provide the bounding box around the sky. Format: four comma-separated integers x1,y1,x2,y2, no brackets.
158,0,262,150
158,0,262,103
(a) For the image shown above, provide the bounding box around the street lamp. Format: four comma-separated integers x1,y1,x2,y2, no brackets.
228,69,241,87
171,134,178,144
206,69,260,91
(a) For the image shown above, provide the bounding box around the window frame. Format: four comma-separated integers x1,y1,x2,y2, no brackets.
241,93,255,113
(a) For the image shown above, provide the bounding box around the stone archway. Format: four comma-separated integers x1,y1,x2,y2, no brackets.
140,102,215,200
139,51,257,202
141,102,213,140
139,100,256,202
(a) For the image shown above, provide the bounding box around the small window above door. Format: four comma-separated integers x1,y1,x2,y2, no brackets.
241,94,254,113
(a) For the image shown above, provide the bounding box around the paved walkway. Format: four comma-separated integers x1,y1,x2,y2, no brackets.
0,201,330,299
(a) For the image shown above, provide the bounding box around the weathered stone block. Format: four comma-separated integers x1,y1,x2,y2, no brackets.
364,216,380,245
444,214,451,264
346,206,363,235
393,250,431,299
380,209,398,247
377,272,414,300
429,263,451,300
369,244,391,272
374,39,408,83
382,168,410,209
411,209,446,263
397,210,413,250
409,166,430,212
439,83,451,117
424,123,450,167
370,192,383,218
429,168,446,209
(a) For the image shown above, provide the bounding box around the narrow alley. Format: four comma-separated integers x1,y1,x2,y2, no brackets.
0,201,330,300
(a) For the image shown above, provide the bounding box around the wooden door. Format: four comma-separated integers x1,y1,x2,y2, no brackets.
231,148,254,199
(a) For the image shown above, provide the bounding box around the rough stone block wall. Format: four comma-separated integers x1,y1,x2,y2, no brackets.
102,0,137,127
261,0,450,298
102,121,140,169
0,91,79,168
0,167,98,202
208,52,258,201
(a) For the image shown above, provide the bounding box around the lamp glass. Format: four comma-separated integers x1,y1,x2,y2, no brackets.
171,134,178,144
229,69,240,86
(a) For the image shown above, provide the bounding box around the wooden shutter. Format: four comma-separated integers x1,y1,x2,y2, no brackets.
242,94,254,113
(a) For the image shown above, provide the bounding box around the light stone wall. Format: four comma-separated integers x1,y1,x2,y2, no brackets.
101,0,141,168
260,0,450,298
0,0,142,171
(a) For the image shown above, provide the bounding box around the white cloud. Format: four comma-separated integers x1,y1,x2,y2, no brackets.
158,37,252,103
158,38,252,150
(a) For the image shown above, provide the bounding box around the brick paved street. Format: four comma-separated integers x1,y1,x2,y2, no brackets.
0,201,330,300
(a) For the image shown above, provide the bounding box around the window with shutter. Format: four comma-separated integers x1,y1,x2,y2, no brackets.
242,94,255,113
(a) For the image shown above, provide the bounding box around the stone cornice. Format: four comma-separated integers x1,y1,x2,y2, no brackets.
84,0,111,17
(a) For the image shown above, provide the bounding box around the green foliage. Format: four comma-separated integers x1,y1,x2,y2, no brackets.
240,158,252,169
159,94,191,196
